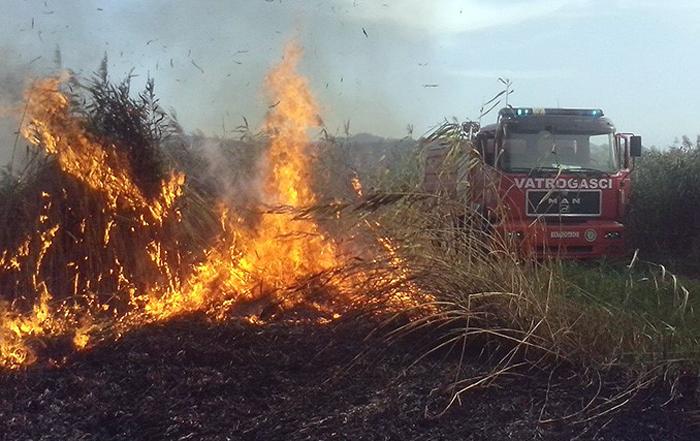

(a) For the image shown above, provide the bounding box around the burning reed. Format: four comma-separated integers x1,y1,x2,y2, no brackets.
2,44,694,431
0,43,421,369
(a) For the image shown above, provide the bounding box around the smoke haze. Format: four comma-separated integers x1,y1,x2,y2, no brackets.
1,0,700,163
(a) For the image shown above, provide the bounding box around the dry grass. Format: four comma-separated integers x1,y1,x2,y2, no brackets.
334,122,700,422
0,68,696,425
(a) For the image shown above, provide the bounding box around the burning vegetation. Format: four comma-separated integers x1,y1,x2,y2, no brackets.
0,41,698,438
0,42,421,370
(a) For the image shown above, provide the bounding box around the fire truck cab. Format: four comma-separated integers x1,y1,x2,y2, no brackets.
466,107,641,258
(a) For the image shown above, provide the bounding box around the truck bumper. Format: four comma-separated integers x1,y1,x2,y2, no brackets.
497,220,626,259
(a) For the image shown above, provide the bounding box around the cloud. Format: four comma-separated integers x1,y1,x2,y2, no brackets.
610,0,700,10
341,0,584,34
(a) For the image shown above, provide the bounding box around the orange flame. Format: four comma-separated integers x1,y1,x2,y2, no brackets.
140,42,341,321
0,193,61,367
351,173,364,197
20,74,185,224
244,42,338,289
0,42,421,370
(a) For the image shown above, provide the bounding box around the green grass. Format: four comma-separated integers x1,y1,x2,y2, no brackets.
558,260,700,357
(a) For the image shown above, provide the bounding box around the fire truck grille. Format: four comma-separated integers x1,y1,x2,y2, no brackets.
526,189,601,217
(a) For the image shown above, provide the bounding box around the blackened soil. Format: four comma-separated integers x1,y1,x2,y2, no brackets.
0,312,697,441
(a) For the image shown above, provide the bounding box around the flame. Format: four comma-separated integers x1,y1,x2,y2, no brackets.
20,74,185,225
243,42,338,290
0,42,423,370
0,197,60,367
351,174,364,198
0,289,51,367
72,321,91,350
139,42,341,321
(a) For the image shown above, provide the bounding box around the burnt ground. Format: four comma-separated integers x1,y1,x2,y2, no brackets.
0,311,697,441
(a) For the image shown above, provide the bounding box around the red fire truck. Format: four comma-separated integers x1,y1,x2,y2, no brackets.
424,107,642,258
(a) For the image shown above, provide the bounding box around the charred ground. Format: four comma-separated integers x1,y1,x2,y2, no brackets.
1,51,699,441
0,311,696,441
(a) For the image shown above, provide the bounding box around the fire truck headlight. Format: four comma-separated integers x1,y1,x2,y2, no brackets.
604,231,622,239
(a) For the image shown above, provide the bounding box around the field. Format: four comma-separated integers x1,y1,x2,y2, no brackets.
1,313,695,440
0,48,699,440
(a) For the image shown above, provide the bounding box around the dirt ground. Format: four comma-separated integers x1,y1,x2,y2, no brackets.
0,311,697,441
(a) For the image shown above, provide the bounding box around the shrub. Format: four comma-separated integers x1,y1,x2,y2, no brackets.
627,145,700,265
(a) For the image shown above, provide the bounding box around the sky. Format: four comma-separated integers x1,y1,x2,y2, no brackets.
1,0,699,164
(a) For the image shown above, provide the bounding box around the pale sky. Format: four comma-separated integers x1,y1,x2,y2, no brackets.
1,0,699,160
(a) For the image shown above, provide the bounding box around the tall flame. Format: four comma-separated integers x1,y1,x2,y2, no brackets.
245,42,338,288
141,42,341,320
0,42,417,370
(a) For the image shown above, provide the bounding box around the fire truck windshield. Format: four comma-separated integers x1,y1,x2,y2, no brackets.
499,130,618,174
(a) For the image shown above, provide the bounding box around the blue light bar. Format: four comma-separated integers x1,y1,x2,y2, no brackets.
503,107,605,119
539,108,605,117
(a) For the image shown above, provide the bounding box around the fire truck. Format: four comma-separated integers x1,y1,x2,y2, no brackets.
423,107,642,258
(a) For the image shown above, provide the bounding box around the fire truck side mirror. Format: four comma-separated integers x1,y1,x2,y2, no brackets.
630,136,642,157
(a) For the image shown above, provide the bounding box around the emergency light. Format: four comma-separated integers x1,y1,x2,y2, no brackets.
510,108,605,118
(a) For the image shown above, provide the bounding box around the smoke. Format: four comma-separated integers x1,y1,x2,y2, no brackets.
1,0,697,152
196,135,266,219
0,0,424,168
0,47,40,169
